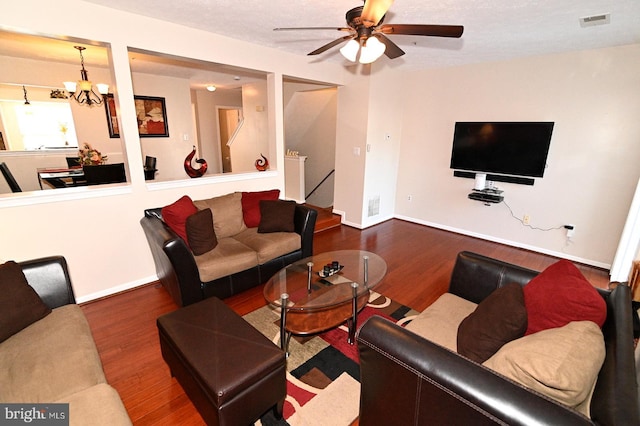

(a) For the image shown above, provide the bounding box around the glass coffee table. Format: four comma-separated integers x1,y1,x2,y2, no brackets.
263,250,387,354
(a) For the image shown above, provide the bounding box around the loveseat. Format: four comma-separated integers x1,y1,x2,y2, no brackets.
0,256,131,425
140,191,317,306
357,251,639,425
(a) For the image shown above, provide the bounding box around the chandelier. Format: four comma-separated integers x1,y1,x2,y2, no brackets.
63,46,109,106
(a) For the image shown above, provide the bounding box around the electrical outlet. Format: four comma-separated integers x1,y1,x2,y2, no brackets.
566,224,576,238
523,214,530,225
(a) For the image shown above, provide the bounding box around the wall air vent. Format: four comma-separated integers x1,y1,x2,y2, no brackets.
580,13,610,28
368,196,380,217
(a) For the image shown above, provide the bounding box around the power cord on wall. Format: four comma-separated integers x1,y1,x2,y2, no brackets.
501,200,565,232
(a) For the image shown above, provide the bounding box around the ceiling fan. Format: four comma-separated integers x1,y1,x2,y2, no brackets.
274,0,464,64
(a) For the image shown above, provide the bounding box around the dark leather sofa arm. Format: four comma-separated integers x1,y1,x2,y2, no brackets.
357,316,593,426
294,204,317,258
141,209,203,306
19,256,75,309
448,251,538,303
591,283,640,426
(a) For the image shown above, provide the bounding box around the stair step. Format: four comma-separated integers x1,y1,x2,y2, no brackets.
306,204,341,233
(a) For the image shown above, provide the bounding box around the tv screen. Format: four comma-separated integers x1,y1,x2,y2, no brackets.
449,122,554,178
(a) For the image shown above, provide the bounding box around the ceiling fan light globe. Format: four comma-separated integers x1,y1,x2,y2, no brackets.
359,36,386,64
340,39,360,62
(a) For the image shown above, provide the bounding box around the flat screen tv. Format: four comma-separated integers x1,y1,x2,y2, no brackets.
449,122,554,178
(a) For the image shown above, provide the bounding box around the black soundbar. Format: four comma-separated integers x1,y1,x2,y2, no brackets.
453,170,535,186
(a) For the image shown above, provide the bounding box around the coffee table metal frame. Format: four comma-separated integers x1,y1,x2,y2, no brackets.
263,250,386,355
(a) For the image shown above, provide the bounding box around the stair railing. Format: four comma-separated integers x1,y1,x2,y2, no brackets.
306,169,335,200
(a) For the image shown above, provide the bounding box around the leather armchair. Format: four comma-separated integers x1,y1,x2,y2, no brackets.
357,251,640,426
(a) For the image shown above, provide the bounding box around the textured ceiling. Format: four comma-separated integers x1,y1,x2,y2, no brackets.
81,0,640,70
2,1,638,91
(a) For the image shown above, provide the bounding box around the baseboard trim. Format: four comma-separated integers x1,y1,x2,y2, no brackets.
393,214,611,270
76,274,158,304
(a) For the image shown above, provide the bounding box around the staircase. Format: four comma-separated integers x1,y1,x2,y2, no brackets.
307,204,341,233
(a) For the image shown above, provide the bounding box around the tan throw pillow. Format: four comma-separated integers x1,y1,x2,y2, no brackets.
457,283,528,363
483,321,605,413
194,192,246,238
186,208,218,256
258,200,296,233
0,261,52,343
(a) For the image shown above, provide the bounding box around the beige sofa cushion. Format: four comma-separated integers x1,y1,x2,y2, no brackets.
483,321,605,417
405,293,477,351
194,192,246,238
58,383,132,426
0,305,106,402
233,228,301,264
194,237,258,282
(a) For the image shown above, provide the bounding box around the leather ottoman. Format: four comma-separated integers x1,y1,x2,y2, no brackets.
157,297,286,425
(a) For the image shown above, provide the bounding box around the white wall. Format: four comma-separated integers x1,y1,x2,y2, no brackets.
334,70,371,225
361,66,404,227
0,0,345,302
392,44,640,267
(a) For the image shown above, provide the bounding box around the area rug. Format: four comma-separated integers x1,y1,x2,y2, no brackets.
244,291,419,426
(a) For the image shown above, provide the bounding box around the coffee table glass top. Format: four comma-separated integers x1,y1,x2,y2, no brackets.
263,250,387,311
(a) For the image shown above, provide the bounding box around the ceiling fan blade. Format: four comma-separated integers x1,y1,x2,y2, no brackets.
374,34,405,59
308,35,355,56
274,27,352,32
378,24,464,38
361,0,394,27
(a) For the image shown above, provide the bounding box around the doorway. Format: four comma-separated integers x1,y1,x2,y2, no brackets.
216,107,243,173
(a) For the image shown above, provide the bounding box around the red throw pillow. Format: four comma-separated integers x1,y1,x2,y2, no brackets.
241,190,280,228
524,259,606,335
161,195,198,245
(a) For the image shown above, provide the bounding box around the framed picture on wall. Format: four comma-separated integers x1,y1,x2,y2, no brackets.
104,94,120,138
135,95,169,137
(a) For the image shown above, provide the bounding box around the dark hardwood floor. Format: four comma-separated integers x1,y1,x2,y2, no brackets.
80,219,611,425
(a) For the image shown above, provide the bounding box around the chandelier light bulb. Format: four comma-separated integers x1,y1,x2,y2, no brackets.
96,83,110,95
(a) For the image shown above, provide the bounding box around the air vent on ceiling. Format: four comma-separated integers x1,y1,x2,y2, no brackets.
579,13,610,28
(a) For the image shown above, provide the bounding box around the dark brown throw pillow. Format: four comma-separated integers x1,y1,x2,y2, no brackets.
241,189,280,228
258,200,296,233
0,261,52,343
457,283,528,363
185,208,218,256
